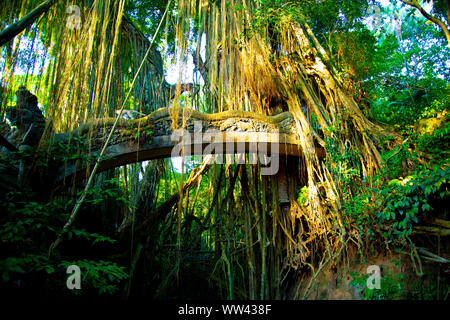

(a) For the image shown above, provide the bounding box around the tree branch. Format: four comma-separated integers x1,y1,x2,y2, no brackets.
400,0,450,47
0,0,57,47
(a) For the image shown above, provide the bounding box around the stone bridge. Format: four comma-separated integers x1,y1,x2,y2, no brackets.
54,107,325,182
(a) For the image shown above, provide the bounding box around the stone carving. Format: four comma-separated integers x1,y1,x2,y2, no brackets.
5,86,46,148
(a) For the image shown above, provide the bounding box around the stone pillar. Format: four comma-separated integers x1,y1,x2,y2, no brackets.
277,161,290,214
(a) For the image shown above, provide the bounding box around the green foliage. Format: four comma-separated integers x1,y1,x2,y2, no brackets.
367,7,450,127
377,167,450,242
382,136,418,179
408,278,444,300
134,127,154,141
0,254,55,283
349,268,405,300
349,266,448,300
26,135,102,169
0,178,130,296
0,191,71,244
0,192,64,285
330,29,378,81
82,177,130,206
125,0,176,52
341,190,378,241
324,124,361,190
415,114,450,165
60,260,128,295
296,186,308,206
68,229,117,244
302,0,370,34
420,99,448,119
251,0,303,28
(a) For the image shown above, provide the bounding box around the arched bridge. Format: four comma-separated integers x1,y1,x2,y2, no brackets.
54,108,325,182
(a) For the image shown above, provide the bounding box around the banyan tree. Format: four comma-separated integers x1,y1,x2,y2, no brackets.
4,0,441,300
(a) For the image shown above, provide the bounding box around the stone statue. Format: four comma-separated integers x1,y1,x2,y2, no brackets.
5,86,46,148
